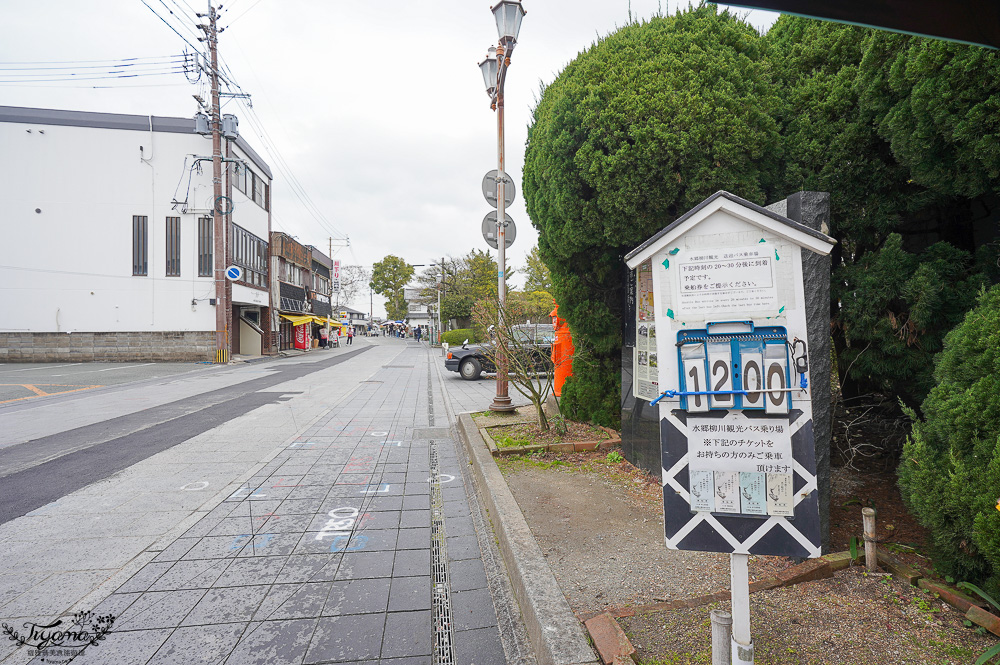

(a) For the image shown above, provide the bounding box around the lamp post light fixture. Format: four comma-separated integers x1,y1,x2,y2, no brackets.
480,0,525,413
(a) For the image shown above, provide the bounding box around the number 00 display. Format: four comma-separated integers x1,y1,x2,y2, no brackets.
678,326,790,413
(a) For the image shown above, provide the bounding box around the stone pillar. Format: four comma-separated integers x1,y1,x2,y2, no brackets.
767,191,833,552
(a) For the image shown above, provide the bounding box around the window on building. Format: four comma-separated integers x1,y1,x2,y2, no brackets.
198,217,213,277
132,215,148,276
231,163,245,195
166,216,181,276
231,223,268,287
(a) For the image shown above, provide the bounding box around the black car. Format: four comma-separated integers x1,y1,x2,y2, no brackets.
444,323,555,380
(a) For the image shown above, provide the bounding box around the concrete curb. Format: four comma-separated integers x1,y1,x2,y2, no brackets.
457,412,599,665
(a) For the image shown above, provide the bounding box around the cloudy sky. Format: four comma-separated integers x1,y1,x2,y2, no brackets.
1,1,777,316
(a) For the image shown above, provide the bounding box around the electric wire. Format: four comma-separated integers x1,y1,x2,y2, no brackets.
156,0,203,42
0,70,186,84
225,0,266,28
0,56,184,71
139,0,204,54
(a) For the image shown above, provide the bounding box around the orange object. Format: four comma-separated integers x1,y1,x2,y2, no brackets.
549,303,575,397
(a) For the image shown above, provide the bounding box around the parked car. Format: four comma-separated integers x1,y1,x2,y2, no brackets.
444,323,555,380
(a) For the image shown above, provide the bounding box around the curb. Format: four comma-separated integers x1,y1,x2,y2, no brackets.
457,412,600,665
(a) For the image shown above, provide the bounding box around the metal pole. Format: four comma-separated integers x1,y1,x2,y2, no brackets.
730,553,754,664
490,43,513,412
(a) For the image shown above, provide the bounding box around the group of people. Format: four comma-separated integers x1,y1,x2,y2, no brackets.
379,324,426,341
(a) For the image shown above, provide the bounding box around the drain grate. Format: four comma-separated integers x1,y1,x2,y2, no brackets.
429,446,456,664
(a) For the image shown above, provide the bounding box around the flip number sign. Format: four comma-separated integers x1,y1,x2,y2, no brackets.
624,191,836,559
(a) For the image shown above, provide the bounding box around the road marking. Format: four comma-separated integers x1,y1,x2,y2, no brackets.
0,383,102,405
97,363,155,372
0,364,81,373
180,481,210,491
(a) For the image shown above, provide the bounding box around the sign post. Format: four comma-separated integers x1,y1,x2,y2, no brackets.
625,191,835,663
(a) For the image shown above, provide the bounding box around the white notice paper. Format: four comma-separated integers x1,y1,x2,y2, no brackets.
687,413,793,475
714,471,740,513
766,473,794,517
674,246,778,315
689,470,715,513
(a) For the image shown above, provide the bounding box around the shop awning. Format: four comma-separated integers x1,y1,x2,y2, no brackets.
279,314,314,327
313,316,344,328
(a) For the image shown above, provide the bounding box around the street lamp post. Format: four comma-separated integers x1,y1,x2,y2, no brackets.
480,0,525,413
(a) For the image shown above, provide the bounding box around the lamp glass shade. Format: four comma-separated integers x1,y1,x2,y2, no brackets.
478,50,498,94
491,0,525,42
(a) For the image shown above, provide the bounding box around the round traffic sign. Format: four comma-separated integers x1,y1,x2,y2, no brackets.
482,211,516,250
225,265,243,281
481,170,515,208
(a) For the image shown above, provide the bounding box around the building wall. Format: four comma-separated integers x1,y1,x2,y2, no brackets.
0,108,272,361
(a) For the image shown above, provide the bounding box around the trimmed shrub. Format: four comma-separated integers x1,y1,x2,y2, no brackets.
442,329,476,346
523,6,783,427
898,284,1000,593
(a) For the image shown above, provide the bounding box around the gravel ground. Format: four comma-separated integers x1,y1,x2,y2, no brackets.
497,449,1000,664
622,567,995,664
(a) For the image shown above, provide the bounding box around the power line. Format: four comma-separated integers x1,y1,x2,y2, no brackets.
139,0,204,54
0,56,183,71
0,55,181,65
225,0,266,28
0,71,186,84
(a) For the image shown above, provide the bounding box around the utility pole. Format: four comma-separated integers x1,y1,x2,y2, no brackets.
201,2,228,363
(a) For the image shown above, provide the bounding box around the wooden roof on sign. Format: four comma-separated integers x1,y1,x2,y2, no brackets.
711,0,999,50
624,190,835,270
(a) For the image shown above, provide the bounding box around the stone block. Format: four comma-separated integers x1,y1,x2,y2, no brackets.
917,578,985,613
584,613,635,665
967,605,1000,637
877,550,922,585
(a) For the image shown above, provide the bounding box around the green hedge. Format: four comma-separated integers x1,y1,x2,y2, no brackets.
898,284,1000,593
442,329,476,346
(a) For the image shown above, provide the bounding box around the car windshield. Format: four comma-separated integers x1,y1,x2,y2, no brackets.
511,325,554,344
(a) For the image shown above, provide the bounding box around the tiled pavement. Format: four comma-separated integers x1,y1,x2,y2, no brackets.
2,340,533,664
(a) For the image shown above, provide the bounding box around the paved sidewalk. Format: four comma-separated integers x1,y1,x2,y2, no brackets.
0,340,531,664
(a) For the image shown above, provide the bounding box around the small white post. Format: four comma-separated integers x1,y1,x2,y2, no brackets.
863,507,877,572
711,609,732,665
730,553,754,665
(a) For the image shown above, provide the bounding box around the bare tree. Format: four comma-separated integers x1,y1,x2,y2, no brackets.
472,299,565,431
337,265,372,307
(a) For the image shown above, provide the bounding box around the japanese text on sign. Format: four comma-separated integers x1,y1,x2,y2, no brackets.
688,416,792,474
675,246,777,314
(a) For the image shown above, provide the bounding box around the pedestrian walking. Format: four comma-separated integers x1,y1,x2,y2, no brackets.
347,328,354,345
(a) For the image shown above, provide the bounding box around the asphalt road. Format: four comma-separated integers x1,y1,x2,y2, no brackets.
0,350,371,525
0,361,212,405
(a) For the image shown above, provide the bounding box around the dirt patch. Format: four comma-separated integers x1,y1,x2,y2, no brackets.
487,421,609,448
497,449,997,663
622,567,993,664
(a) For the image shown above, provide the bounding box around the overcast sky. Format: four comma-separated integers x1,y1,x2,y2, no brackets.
1,1,777,317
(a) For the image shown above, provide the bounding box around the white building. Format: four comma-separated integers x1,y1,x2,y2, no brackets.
0,106,272,361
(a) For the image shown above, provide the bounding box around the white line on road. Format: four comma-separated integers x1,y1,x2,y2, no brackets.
0,364,81,373
97,364,155,372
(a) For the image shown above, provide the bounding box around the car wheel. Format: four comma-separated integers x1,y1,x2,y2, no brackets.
459,358,483,381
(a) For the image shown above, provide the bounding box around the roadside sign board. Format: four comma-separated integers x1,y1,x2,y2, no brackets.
482,211,516,250
481,169,515,208
625,191,835,559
